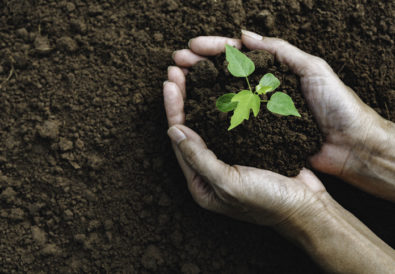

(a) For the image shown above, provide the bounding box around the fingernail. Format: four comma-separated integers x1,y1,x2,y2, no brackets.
167,126,186,145
163,80,169,87
241,29,263,40
172,51,177,60
188,39,193,48
167,66,173,73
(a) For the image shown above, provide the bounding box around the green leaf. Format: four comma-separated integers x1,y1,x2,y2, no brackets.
228,90,260,130
216,93,237,112
257,73,281,94
225,45,255,78
267,92,301,117
255,85,272,95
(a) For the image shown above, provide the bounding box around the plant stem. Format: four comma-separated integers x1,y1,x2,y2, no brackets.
245,77,252,92
261,99,268,102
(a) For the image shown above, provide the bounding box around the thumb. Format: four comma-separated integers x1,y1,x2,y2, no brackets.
167,125,234,186
241,29,333,77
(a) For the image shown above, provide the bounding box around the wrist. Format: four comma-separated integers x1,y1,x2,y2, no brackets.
359,110,395,153
273,191,335,245
342,114,395,200
275,192,395,273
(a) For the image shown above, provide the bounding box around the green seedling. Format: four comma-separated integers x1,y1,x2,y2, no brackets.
216,45,301,130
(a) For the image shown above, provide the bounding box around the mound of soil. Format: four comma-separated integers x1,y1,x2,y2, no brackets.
0,0,394,273
185,51,323,176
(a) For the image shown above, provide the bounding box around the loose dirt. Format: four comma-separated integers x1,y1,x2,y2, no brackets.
185,52,323,177
0,0,394,273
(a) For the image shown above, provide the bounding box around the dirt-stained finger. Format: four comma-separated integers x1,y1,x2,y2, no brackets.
169,125,238,192
242,30,333,77
168,66,186,99
163,81,185,126
189,36,242,56
172,49,206,67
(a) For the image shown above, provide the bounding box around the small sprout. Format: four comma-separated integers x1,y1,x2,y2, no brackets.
217,45,301,130
228,90,260,130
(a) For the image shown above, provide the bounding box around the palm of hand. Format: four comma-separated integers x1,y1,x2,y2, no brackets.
165,36,328,226
210,165,325,226
170,125,326,226
248,35,378,177
300,68,379,176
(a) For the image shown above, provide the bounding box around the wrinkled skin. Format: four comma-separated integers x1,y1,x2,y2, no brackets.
164,30,395,227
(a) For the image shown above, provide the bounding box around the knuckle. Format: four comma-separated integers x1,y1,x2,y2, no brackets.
188,177,213,210
166,81,178,90
275,39,291,50
183,144,203,168
310,57,330,71
229,165,243,190
217,165,243,202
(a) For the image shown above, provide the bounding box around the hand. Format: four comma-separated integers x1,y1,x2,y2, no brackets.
237,32,380,174
164,31,395,273
239,30,395,200
164,36,327,226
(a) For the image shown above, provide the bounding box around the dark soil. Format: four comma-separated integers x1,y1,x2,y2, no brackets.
0,0,394,273
185,53,323,177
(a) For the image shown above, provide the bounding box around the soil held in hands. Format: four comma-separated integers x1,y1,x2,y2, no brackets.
185,50,324,176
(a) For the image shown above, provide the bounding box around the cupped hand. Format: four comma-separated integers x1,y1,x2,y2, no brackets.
238,31,395,200
164,36,327,226
180,31,385,179
163,31,395,274
170,32,383,179
239,31,382,175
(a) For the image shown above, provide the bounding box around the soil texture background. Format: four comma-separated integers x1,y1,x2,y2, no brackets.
0,0,394,273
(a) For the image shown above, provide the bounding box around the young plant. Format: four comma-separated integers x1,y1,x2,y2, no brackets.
216,45,301,130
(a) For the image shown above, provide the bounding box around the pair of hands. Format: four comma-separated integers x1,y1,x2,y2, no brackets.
164,30,389,227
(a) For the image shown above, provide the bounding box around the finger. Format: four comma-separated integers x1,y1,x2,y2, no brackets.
173,144,244,217
170,124,207,147
295,168,326,193
241,30,333,77
169,132,220,212
163,81,185,126
187,173,218,209
167,125,237,188
167,125,208,187
167,126,245,216
167,66,186,98
189,36,242,56
172,49,206,67
168,128,215,208
193,183,249,220
172,143,195,184
309,143,349,176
